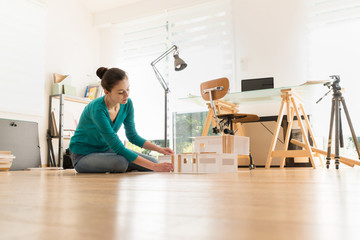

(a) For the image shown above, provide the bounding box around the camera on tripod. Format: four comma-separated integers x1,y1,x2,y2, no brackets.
318,75,360,169
325,75,341,91
316,75,341,104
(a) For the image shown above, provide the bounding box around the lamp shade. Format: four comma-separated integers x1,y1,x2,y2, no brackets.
54,73,68,83
174,53,187,71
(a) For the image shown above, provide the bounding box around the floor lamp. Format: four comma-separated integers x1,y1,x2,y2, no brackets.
151,45,187,148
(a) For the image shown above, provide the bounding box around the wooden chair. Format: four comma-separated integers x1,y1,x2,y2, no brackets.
200,77,260,136
200,78,259,169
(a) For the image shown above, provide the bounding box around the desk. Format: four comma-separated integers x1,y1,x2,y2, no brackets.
176,82,326,168
177,82,326,112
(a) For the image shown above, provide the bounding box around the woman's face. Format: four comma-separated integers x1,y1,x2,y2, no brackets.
106,78,130,104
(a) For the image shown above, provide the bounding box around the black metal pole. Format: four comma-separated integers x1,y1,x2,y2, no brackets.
59,94,64,168
165,89,168,148
334,96,340,169
47,95,52,167
326,98,335,169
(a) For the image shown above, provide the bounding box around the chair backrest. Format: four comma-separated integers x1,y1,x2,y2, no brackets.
200,77,229,101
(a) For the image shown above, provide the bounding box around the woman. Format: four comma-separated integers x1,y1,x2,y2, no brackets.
69,67,174,173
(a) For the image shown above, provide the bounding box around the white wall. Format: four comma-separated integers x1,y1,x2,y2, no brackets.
45,0,100,97
0,0,99,166
233,0,308,87
232,0,308,116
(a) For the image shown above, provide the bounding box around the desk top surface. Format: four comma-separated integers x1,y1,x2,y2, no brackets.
177,81,328,107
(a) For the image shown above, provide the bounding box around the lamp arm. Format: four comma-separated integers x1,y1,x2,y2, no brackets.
151,45,178,92
151,45,178,66
152,65,169,92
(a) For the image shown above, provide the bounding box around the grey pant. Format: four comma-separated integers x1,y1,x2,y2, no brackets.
70,149,158,173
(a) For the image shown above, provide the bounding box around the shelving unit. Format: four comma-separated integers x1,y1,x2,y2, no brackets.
47,94,90,168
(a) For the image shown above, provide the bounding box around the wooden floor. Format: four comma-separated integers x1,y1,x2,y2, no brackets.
1,167,360,240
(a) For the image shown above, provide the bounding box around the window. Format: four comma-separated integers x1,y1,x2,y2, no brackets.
168,0,234,100
100,0,234,149
104,14,168,141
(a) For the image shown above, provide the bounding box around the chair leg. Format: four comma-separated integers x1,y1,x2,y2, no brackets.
202,108,214,136
249,153,255,170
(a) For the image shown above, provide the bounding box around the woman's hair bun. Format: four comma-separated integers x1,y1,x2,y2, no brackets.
96,67,108,79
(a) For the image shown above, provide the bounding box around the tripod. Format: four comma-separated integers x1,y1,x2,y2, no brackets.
318,75,360,169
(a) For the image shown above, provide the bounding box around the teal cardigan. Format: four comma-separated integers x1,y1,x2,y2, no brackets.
69,96,146,162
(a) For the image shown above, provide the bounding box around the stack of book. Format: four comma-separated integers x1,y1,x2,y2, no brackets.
0,151,16,171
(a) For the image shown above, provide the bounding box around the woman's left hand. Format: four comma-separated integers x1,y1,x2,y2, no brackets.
159,148,175,155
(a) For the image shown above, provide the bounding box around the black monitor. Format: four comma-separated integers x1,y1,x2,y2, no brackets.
241,77,274,91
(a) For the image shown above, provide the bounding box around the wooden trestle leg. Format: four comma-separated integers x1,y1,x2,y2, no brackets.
265,89,322,169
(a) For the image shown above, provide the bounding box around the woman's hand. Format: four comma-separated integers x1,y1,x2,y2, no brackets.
142,141,175,155
132,157,173,172
158,147,175,155
153,162,174,172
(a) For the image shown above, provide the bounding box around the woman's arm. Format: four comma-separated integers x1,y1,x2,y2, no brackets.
142,141,175,155
132,155,173,172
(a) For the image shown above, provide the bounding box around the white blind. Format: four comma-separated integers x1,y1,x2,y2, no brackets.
169,0,234,100
110,14,168,140
308,0,360,27
103,0,234,140
0,0,46,116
